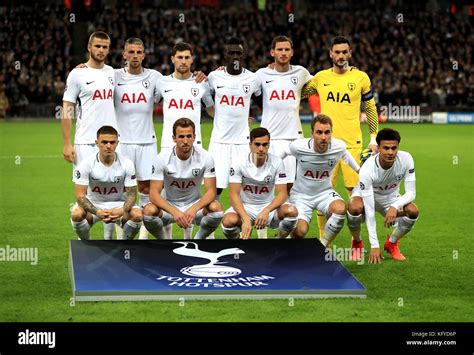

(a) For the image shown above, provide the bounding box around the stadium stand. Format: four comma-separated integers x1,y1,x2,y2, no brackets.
1,0,472,117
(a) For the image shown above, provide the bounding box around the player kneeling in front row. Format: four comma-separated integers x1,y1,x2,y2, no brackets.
222,127,298,239
143,118,223,239
70,126,143,240
347,128,419,263
284,114,360,245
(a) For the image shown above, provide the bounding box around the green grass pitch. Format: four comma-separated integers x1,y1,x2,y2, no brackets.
0,120,473,322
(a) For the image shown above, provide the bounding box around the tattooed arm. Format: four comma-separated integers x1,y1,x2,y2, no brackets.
123,186,138,213
75,184,110,221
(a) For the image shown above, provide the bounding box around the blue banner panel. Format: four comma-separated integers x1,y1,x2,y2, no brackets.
70,240,366,301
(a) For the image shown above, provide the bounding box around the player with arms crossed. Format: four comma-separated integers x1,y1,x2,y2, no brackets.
207,37,262,202
221,127,298,239
284,115,359,246
347,128,419,263
70,126,142,240
143,118,223,239
302,36,379,254
114,37,162,239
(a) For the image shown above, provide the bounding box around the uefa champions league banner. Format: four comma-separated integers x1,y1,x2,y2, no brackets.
69,240,366,301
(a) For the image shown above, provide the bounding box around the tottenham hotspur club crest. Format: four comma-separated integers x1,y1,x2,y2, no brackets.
173,242,245,277
114,176,121,183
243,84,250,94
291,76,298,85
108,77,114,85
264,175,272,183
328,158,336,167
192,168,200,177
142,79,150,89
191,88,199,97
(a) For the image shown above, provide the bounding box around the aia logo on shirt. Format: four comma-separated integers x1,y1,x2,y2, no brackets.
92,186,119,194
303,170,329,179
169,99,194,110
219,95,244,107
243,185,270,194
269,90,296,101
170,180,196,189
92,89,113,100
121,92,147,103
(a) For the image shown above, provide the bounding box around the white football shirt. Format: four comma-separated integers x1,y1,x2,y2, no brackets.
156,74,214,148
358,151,416,248
73,152,137,203
256,65,312,139
63,65,117,144
151,146,215,206
208,68,262,144
287,138,359,195
230,153,287,206
114,68,162,144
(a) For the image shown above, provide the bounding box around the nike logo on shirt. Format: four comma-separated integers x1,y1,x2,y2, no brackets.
86,81,94,85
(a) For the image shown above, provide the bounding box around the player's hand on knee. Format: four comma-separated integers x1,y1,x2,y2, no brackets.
254,210,269,229
368,248,383,264
63,145,76,163
241,219,253,240
384,207,397,228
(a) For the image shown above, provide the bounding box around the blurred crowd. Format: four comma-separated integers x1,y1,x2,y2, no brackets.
1,1,472,117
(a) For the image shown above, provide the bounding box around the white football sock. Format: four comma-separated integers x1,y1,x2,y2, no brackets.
256,227,268,239
184,225,193,240
391,216,418,242
103,222,115,240
71,219,91,240
143,215,165,240
321,214,345,247
195,211,223,239
222,225,240,239
122,220,141,240
138,225,149,240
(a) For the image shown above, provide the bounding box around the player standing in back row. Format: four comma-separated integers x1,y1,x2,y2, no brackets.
114,37,162,239
62,31,117,240
155,42,215,239
302,36,379,253
207,37,262,201
256,35,312,239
